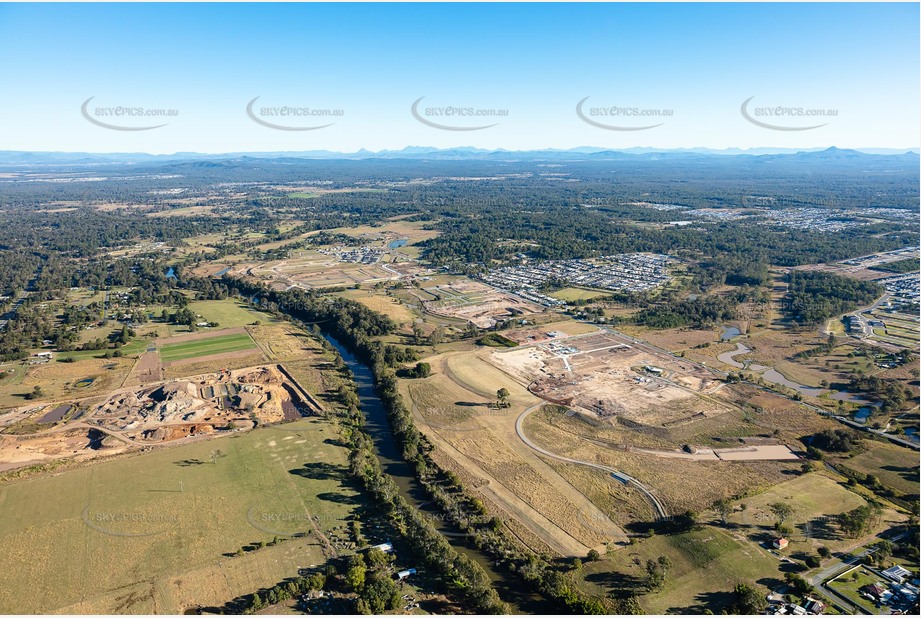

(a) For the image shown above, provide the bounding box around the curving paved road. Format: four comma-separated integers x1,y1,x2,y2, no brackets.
515,403,668,519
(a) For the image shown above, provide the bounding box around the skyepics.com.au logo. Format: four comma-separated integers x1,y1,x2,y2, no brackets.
246,505,332,536
81,505,179,538
740,96,837,131
577,505,624,538
737,505,838,541
411,194,518,209
415,501,470,538
576,97,672,131
246,96,343,131
419,405,510,433
741,195,840,208
410,96,508,131
81,96,178,131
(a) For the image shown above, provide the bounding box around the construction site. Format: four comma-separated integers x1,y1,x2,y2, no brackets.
488,329,733,427
94,365,321,442
0,364,324,471
421,280,544,327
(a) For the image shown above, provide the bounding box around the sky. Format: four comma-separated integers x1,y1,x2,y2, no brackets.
0,2,918,154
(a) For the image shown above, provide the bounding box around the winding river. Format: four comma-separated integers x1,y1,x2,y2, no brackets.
716,342,873,404
322,334,547,613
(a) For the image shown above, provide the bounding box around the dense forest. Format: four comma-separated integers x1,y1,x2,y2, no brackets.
785,271,884,325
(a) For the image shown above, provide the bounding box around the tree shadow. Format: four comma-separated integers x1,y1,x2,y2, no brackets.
670,590,735,614
316,491,360,505
290,461,349,481
175,458,207,466
583,570,647,592
881,464,919,484
757,576,785,591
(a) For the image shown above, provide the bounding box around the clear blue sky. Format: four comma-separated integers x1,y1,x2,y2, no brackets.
0,2,917,153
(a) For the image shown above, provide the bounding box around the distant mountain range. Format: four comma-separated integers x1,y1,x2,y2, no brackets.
0,146,918,166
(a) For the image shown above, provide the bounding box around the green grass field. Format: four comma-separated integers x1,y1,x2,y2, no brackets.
549,287,609,302
159,332,257,362
839,442,920,497
186,300,268,328
726,473,872,554
0,419,361,614
577,526,780,614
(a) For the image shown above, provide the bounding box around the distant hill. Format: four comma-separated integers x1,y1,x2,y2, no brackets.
0,146,917,167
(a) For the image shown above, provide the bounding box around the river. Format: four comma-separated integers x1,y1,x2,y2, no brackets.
716,342,875,404
322,333,547,613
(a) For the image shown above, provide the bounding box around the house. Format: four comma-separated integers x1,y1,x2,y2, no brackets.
396,568,417,581
35,351,53,360
883,565,912,584
790,604,807,615
803,598,826,615
773,537,789,549
369,542,393,554
860,583,886,599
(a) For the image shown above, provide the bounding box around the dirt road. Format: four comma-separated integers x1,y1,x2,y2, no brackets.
515,403,668,519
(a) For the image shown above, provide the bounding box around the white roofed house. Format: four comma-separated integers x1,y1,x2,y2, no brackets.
882,565,911,584
369,541,393,554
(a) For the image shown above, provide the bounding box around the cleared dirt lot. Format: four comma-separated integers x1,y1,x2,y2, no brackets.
490,329,732,427
421,280,544,328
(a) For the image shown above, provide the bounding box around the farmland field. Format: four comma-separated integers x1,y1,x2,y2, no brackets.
338,289,418,326
724,472,904,554
548,287,610,302
0,418,361,614
576,526,780,614
837,442,920,497
159,331,257,363
186,300,267,328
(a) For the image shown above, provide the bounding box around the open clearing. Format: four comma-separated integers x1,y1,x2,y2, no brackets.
0,418,360,614
401,348,629,558
523,405,798,516
548,287,610,302
186,300,266,328
159,331,257,363
576,526,781,614
725,472,904,555
834,441,920,498
338,289,418,326
420,280,544,328
0,356,135,410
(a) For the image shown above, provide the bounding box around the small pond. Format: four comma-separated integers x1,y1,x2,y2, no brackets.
720,326,742,341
